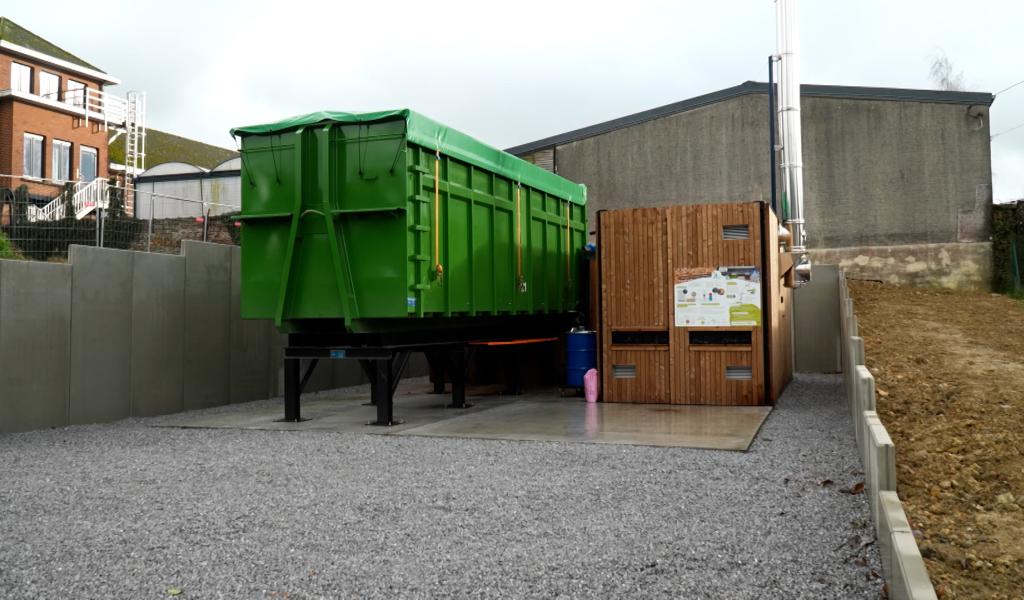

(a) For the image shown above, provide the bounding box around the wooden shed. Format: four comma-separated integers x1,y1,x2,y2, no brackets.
597,202,793,405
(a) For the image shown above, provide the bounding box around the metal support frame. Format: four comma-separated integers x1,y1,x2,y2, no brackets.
281,358,319,422
281,344,422,426
446,345,470,409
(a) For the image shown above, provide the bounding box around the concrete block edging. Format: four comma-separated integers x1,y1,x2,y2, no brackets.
838,272,938,600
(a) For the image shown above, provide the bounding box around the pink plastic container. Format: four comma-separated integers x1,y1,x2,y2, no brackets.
583,368,600,403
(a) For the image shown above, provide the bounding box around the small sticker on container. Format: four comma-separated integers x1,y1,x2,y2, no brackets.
407,297,417,308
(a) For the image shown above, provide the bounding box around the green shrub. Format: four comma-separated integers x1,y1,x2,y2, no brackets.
0,229,23,259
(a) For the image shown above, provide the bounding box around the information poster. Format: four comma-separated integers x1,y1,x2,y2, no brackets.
673,266,762,327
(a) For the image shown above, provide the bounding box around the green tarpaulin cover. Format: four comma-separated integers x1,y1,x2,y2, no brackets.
231,109,586,205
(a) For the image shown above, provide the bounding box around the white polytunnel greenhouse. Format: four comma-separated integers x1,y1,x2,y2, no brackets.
134,157,241,219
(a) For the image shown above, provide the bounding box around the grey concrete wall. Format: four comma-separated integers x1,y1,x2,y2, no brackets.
555,94,771,233
69,246,134,425
793,264,841,373
131,251,185,417
550,93,992,284
0,244,288,433
0,260,71,433
229,246,272,403
182,241,232,410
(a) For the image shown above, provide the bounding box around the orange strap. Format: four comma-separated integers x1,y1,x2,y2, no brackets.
433,151,443,282
470,337,558,347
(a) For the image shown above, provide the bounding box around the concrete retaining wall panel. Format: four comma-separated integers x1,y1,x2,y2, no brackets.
68,245,133,425
130,252,185,417
0,260,72,433
892,532,940,600
794,265,841,373
878,491,912,582
182,241,231,409
228,246,270,403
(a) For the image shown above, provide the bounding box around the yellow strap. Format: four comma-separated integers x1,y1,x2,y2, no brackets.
565,200,571,283
433,151,443,282
516,183,523,283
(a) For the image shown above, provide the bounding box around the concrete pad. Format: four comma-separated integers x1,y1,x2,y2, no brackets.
398,395,771,450
157,380,515,434
155,380,771,451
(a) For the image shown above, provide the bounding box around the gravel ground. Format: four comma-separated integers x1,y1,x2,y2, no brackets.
0,374,882,599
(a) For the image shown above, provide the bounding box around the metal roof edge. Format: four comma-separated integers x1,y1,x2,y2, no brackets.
505,81,994,155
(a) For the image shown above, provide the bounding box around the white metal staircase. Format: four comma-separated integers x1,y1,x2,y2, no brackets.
25,90,146,223
25,178,110,222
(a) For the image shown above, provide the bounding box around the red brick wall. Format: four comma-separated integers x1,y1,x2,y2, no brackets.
0,52,107,102
1,100,109,197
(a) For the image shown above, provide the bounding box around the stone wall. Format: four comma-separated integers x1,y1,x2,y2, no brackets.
131,217,238,254
809,242,991,290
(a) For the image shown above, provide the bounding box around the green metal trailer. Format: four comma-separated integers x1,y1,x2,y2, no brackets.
230,110,588,424
231,109,587,334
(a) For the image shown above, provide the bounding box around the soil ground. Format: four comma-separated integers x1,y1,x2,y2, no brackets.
849,280,1024,600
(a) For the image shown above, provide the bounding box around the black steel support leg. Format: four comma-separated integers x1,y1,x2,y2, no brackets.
368,353,408,426
283,358,302,422
425,350,447,394
280,358,317,422
447,345,471,409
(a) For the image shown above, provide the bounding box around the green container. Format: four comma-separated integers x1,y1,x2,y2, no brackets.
231,110,587,333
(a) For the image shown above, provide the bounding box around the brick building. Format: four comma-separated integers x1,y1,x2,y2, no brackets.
1,17,144,224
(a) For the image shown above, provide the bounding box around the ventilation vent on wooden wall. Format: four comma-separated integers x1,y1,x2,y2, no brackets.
725,366,753,380
612,364,637,379
722,224,750,240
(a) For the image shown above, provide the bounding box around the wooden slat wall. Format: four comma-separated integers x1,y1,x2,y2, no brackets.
764,206,794,402
600,202,791,405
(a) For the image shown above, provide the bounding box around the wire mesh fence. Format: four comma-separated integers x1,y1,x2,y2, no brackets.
0,176,240,261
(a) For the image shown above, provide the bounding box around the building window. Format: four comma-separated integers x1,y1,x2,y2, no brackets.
39,71,60,101
80,146,98,181
66,80,86,107
11,62,32,93
52,140,71,182
23,133,44,179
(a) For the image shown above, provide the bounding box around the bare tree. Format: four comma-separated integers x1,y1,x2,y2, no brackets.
929,50,965,91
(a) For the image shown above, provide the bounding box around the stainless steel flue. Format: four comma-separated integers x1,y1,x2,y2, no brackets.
775,0,812,286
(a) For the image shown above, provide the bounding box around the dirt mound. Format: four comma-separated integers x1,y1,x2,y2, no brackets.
849,280,1024,599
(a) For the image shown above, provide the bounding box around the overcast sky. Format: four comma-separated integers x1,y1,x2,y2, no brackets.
9,0,1024,200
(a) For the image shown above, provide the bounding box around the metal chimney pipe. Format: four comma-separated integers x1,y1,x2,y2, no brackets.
776,0,812,285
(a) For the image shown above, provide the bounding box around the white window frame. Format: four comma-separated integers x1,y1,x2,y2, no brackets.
80,146,98,181
66,79,86,107
39,71,60,101
23,133,44,179
11,62,32,93
52,139,72,182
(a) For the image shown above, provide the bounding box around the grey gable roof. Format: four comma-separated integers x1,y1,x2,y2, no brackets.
505,81,995,156
0,17,103,72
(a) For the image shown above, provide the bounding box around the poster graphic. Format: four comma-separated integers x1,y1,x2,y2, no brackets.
673,266,762,327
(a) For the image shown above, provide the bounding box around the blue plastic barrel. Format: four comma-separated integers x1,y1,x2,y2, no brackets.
566,330,597,388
